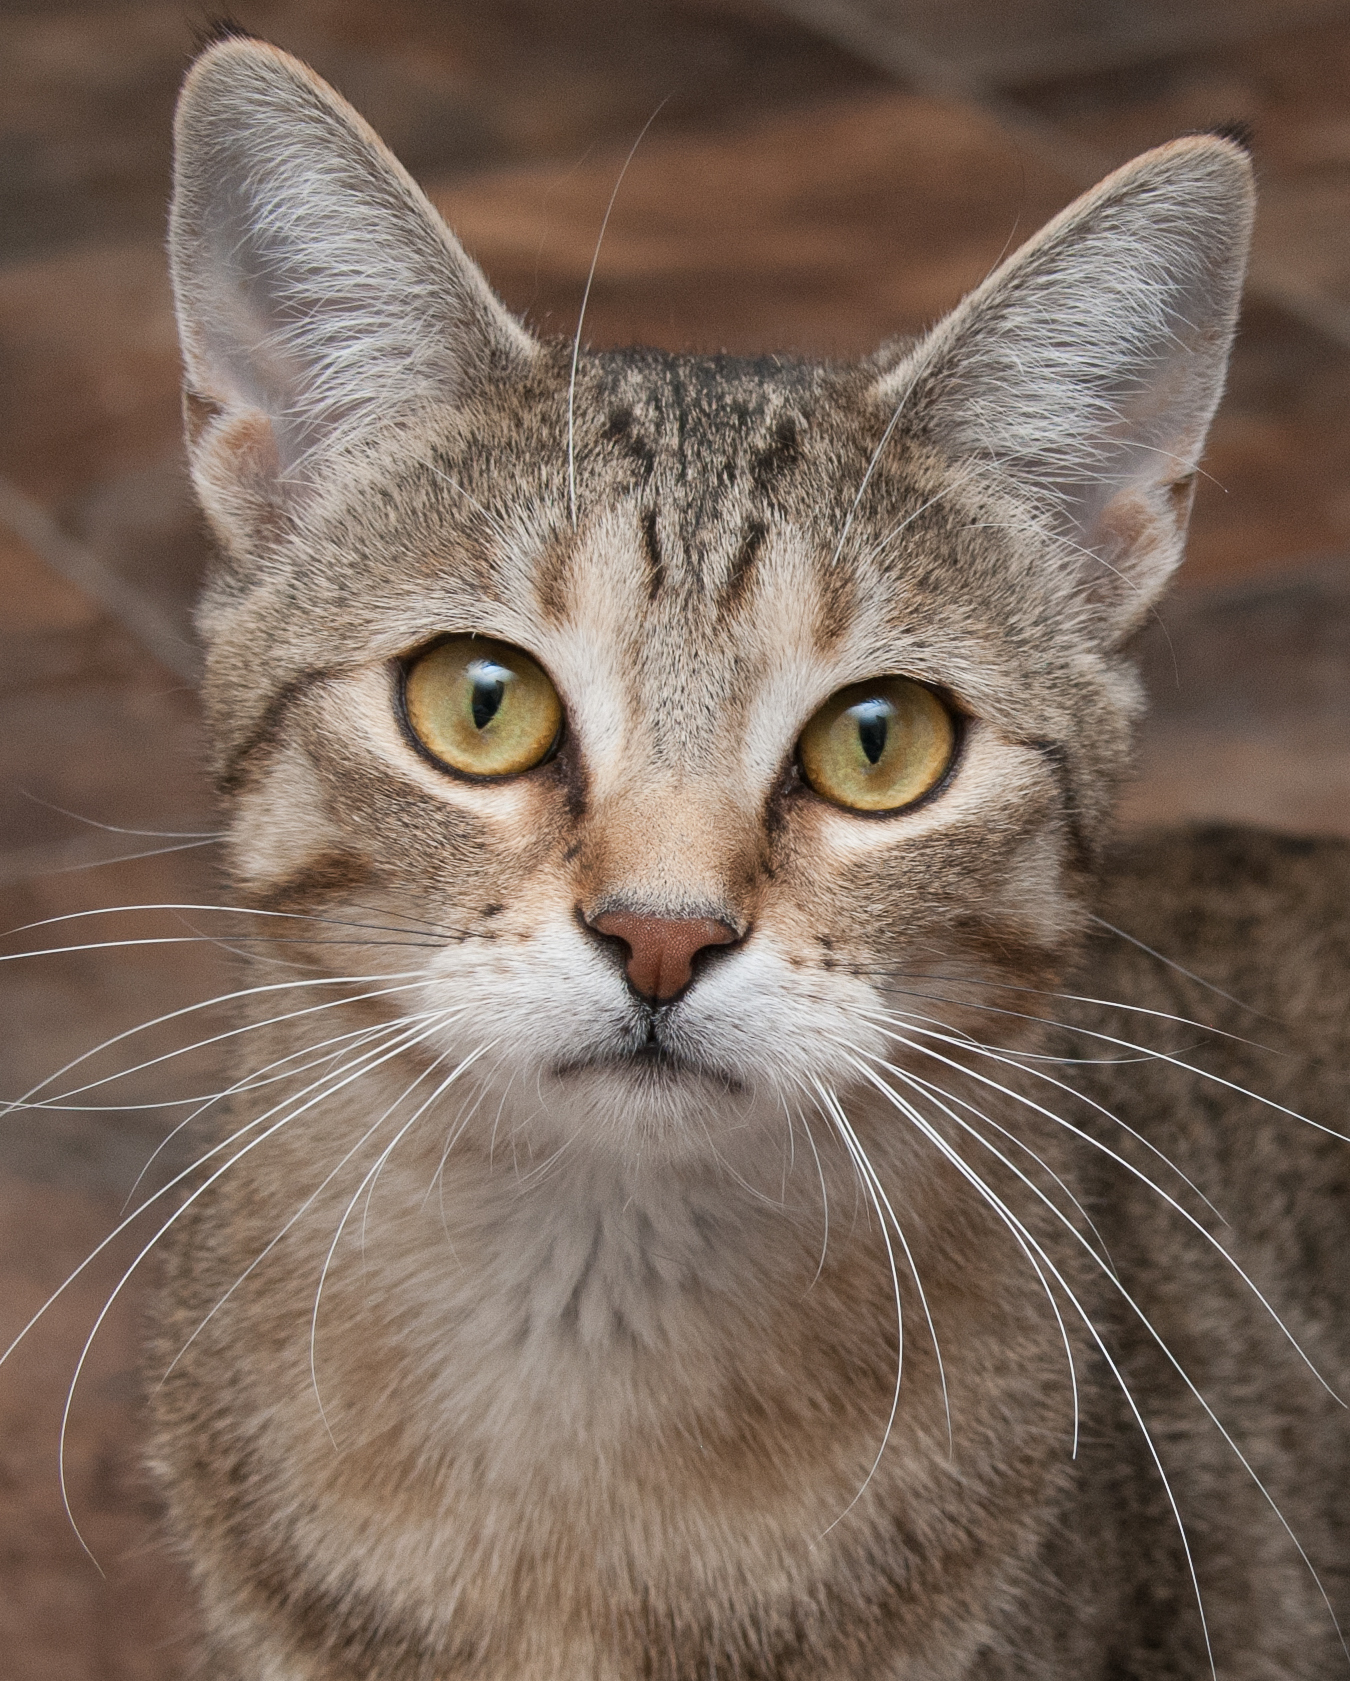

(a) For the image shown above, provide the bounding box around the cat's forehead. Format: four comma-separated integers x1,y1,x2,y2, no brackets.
588,347,829,475
224,345,1086,774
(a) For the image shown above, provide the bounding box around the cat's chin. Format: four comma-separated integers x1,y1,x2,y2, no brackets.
518,1048,778,1163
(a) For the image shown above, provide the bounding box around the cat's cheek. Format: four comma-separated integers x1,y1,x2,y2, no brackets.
419,914,631,1057
227,738,341,889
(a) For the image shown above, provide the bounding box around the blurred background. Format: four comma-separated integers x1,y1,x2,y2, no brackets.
1,1,1348,1672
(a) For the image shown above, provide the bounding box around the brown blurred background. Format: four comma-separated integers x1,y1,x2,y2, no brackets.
1,2,1349,1672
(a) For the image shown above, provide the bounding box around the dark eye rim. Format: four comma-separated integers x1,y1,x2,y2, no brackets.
393,633,566,784
794,676,968,820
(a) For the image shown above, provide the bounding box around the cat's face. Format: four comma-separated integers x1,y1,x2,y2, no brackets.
173,42,1252,1162
208,348,1132,1160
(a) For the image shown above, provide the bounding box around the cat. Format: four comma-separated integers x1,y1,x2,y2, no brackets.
141,30,1350,1681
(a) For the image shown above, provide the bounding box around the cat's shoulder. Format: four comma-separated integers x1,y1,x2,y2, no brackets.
1089,822,1350,1053
1103,822,1350,926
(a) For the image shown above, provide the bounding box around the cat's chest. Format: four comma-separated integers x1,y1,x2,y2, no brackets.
244,1143,778,1469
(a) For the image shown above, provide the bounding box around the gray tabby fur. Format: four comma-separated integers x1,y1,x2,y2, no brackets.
151,35,1350,1680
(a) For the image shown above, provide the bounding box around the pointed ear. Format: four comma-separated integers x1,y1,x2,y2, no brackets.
169,38,536,528
878,137,1254,642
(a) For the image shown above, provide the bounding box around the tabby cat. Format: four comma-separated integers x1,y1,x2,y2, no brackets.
148,33,1350,1680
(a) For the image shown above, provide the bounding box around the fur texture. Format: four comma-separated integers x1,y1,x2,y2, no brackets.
149,38,1349,1680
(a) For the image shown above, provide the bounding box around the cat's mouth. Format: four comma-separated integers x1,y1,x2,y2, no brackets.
552,1040,745,1094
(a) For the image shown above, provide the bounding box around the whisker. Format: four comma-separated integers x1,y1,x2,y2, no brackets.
4,974,433,1120
825,1084,952,1458
422,1076,498,1221
810,1078,907,1530
870,1015,1342,1400
862,1023,1114,1270
828,379,933,569
852,1050,1348,1670
867,1004,1224,1218
843,1054,1214,1675
794,1099,831,1290
163,1018,471,1387
3,900,469,946
122,1014,425,1212
3,1013,439,1377
566,98,669,528
1085,913,1271,1020
868,966,1271,1053
12,789,222,838
310,1041,496,1438
857,479,968,570
422,460,514,548
356,1042,495,1261
47,1011,459,1560
37,837,225,875
865,980,1329,1156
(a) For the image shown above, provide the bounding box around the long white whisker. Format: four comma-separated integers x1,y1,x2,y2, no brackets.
2,1013,439,1378
37,837,225,874
858,481,964,568
566,99,668,527
827,1087,952,1457
163,1019,469,1391
357,1043,495,1261
3,974,432,1120
12,790,221,839
872,1016,1341,1400
309,1041,496,1439
871,967,1271,1053
864,1024,1114,1269
868,1005,1223,1218
3,900,464,944
43,1011,449,1563
790,1092,830,1290
844,1054,1214,1675
854,1051,1349,1667
811,1078,906,1531
122,1013,428,1213
1085,913,1269,1019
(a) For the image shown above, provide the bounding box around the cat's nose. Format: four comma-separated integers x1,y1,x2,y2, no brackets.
587,910,737,1002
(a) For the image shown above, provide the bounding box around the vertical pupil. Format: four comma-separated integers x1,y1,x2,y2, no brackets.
854,698,891,766
468,662,509,731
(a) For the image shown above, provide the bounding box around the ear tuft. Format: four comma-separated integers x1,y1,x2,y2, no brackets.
1201,118,1255,155
190,16,259,53
170,39,535,523
878,137,1254,641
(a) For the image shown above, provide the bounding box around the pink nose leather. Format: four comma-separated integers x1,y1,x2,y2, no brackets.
589,911,736,1001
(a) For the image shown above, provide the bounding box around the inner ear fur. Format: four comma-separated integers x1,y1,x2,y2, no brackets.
169,37,536,539
877,136,1254,643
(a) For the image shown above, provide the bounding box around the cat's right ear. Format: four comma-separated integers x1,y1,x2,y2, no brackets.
170,38,536,540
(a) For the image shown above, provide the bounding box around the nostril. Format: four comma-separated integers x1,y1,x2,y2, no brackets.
588,910,737,1002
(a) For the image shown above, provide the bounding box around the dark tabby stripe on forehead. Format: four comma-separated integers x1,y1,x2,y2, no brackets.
718,519,767,619
751,414,804,497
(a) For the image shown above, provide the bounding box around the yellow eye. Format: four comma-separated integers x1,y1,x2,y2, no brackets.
402,636,563,779
798,676,956,813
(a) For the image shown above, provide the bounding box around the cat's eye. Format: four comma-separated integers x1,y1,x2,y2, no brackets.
798,675,956,814
401,636,563,779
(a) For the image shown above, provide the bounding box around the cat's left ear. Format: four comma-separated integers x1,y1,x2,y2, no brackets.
169,36,537,533
877,136,1254,642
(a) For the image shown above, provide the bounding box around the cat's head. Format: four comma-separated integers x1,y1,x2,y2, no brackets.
169,39,1252,1160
